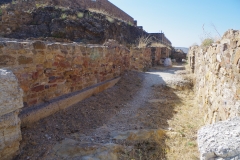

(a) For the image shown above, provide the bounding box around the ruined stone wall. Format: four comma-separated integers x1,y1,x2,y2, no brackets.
0,39,156,108
149,33,172,46
130,48,152,71
189,29,240,124
0,69,23,160
129,47,166,70
0,39,130,107
152,47,162,66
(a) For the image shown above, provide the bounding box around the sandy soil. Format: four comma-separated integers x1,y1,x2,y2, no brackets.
15,65,201,160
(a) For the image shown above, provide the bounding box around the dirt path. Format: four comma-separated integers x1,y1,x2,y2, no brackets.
16,65,204,160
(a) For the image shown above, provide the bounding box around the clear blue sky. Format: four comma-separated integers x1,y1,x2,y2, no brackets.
109,0,240,47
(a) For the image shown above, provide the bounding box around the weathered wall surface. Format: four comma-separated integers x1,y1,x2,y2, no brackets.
0,39,130,107
0,6,143,45
0,39,165,108
149,33,172,46
32,0,135,23
171,49,187,62
130,48,152,71
0,69,23,160
189,29,240,124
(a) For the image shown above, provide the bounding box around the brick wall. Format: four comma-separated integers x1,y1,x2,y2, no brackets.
188,29,240,124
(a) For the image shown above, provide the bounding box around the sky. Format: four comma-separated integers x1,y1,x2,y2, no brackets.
109,0,240,47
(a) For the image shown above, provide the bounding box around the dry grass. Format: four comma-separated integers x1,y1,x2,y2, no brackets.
137,35,153,48
165,89,204,160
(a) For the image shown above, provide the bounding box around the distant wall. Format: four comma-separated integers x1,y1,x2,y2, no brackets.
149,33,172,46
189,29,240,124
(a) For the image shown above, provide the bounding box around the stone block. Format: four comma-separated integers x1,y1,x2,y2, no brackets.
18,56,33,65
198,117,240,160
33,41,46,50
0,55,16,66
31,85,45,92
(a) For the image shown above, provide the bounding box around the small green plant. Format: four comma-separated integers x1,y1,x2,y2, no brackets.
128,21,133,26
12,0,17,4
106,16,114,23
35,3,41,8
201,38,214,47
61,13,67,19
77,12,84,18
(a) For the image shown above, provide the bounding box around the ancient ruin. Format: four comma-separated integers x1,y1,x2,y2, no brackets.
0,0,239,160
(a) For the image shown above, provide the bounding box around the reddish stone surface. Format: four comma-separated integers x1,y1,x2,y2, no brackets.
0,40,164,107
0,55,16,66
18,56,33,65
31,85,45,92
33,41,46,49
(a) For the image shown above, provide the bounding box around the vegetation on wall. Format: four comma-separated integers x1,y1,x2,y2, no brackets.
201,38,214,47
136,35,153,48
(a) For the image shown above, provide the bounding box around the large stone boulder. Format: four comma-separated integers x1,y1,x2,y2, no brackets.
198,117,240,160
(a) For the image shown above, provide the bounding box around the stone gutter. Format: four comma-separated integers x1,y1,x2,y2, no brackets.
20,77,121,127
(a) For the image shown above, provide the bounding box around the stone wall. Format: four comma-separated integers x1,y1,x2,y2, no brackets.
0,39,130,107
0,69,23,160
130,48,152,71
171,49,187,62
8,0,134,24
130,47,165,71
149,33,172,46
188,29,240,124
0,39,163,108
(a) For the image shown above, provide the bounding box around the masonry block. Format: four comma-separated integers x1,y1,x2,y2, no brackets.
0,69,23,160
